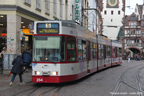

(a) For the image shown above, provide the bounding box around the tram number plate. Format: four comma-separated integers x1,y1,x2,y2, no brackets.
37,78,43,82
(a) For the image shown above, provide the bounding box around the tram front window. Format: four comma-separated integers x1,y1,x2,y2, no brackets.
33,36,65,62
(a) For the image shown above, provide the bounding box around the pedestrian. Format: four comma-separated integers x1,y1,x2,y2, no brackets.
22,48,32,72
0,47,7,69
128,54,130,63
9,52,26,86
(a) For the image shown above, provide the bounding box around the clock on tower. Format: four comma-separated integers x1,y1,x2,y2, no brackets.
107,0,119,8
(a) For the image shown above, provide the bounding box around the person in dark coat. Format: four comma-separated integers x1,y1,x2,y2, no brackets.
22,48,32,72
9,52,26,86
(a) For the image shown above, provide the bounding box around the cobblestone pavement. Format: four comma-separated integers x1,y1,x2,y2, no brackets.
0,60,143,96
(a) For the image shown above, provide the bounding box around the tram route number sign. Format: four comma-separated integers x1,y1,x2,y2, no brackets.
37,28,59,34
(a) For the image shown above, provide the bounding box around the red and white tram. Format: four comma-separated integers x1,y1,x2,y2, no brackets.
32,20,122,83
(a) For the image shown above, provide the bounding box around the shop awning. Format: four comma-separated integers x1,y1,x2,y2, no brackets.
22,29,33,35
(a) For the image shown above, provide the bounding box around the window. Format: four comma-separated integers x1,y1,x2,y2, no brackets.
33,36,65,62
53,0,57,17
137,30,139,34
137,39,139,43
36,0,41,11
45,0,50,15
106,46,111,57
142,22,144,26
127,30,129,34
113,47,116,57
111,11,113,15
72,5,75,20
99,44,104,59
118,11,120,15
67,37,76,61
90,43,96,59
60,0,63,19
142,32,144,36
131,30,135,34
104,11,107,15
131,22,134,26
65,1,68,19
117,48,122,57
24,0,31,6
78,39,86,61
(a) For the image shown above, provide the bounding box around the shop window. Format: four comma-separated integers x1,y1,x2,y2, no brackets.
25,36,29,41
78,39,86,61
67,36,76,61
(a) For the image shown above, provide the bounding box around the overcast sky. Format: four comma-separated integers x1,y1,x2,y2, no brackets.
125,0,143,15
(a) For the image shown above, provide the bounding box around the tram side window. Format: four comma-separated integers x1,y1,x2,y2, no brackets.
106,46,111,58
117,48,122,57
99,44,104,59
78,39,86,61
90,43,96,59
113,47,116,57
67,37,76,61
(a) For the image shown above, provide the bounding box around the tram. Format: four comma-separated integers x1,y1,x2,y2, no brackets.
32,20,122,83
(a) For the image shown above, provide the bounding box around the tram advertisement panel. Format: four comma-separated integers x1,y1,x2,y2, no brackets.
37,23,59,34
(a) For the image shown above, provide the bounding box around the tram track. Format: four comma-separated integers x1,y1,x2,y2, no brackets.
111,63,144,96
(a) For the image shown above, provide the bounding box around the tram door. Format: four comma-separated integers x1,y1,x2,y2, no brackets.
86,41,90,72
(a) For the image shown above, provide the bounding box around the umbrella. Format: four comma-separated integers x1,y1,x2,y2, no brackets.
7,71,11,79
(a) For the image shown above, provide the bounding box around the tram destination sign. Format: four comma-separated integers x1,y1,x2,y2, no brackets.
37,23,59,34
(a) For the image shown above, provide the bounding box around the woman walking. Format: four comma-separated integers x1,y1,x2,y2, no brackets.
9,52,26,86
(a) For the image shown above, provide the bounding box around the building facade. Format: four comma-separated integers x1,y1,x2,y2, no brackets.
123,4,144,58
101,0,125,40
0,0,71,73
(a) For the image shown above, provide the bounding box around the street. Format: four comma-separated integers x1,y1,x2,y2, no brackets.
0,60,144,96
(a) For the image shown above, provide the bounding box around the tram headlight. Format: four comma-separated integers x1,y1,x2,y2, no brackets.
35,71,40,75
52,71,58,75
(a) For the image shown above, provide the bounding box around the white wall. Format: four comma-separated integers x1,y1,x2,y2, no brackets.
101,0,124,40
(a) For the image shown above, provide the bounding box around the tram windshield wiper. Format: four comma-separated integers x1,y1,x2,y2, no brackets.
49,61,57,64
34,58,37,64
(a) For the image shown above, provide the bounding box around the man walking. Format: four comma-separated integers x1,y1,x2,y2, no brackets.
22,48,32,72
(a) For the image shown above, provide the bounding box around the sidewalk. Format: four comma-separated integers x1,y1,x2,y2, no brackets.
0,69,32,91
